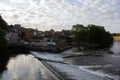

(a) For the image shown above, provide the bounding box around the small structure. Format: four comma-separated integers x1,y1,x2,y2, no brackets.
47,42,56,46
5,30,20,44
34,42,48,46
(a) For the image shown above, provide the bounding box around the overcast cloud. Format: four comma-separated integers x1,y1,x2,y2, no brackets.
0,0,120,33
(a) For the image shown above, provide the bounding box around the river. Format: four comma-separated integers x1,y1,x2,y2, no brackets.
0,54,60,80
63,42,120,80
0,42,120,80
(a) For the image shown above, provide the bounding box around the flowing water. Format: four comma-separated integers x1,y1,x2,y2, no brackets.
0,42,120,80
63,42,120,80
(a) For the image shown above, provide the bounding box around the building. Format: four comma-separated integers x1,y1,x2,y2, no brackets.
5,30,20,44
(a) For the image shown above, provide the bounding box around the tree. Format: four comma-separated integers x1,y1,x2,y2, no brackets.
0,15,8,30
71,24,89,49
72,24,84,42
0,15,9,73
0,15,8,52
0,29,7,52
88,24,113,47
71,24,113,49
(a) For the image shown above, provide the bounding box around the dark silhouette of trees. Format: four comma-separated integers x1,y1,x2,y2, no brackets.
72,24,113,49
0,15,9,73
88,24,113,47
0,28,7,52
0,15,8,52
0,15,8,30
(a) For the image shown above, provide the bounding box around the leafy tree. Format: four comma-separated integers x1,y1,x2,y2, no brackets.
0,15,10,73
71,24,89,49
0,29,7,52
71,24,113,49
88,24,113,47
0,15,8,30
72,24,85,42
0,15,8,52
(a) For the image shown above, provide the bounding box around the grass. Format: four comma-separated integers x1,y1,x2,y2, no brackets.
113,36,120,42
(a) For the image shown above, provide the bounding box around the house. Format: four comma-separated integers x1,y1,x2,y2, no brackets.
47,42,56,46
5,30,20,44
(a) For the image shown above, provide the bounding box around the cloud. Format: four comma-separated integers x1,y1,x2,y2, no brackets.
0,0,120,32
10,0,36,3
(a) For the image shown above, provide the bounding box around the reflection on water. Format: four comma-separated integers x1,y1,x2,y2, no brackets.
0,55,42,80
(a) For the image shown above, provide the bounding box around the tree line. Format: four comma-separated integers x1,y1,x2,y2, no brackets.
0,15,8,52
71,24,113,49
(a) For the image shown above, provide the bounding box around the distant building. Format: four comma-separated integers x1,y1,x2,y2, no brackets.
5,30,20,44
33,42,48,46
48,42,56,46
9,24,25,34
23,29,33,40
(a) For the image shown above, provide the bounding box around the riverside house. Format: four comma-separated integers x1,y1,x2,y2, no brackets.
5,30,20,44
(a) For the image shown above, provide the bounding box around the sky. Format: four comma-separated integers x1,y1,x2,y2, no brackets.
0,0,120,33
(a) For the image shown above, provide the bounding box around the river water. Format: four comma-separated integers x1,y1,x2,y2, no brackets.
0,42,120,80
0,54,60,80
63,42,120,80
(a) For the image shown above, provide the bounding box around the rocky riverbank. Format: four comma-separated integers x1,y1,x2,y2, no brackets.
7,43,72,53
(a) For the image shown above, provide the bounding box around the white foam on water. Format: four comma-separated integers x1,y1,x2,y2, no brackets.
31,51,63,62
47,61,109,80
80,64,113,68
79,65,118,80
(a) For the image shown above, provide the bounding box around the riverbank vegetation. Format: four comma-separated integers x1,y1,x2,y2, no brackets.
0,16,8,52
71,24,113,50
0,15,9,73
113,36,120,42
